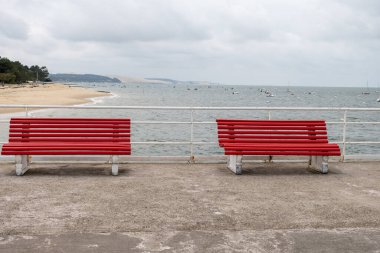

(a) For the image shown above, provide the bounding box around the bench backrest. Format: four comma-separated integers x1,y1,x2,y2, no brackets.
8,118,131,143
216,119,329,146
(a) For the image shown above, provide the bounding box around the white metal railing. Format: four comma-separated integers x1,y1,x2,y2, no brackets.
0,105,379,162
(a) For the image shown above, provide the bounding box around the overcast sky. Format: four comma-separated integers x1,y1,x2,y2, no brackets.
1,0,379,86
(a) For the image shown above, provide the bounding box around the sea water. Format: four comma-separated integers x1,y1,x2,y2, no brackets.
4,83,380,156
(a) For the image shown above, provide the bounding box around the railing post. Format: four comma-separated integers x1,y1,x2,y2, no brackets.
341,110,347,162
25,106,29,117
268,110,271,120
190,109,195,162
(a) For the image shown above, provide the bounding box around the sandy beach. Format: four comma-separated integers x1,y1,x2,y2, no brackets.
0,83,109,114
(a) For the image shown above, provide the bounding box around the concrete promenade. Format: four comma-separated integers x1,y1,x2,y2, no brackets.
0,161,379,252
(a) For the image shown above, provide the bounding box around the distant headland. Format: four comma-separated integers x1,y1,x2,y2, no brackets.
49,73,121,83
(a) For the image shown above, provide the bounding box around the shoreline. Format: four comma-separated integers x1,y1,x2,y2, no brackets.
0,83,112,115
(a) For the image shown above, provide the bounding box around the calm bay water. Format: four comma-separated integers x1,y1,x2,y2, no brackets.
4,83,380,156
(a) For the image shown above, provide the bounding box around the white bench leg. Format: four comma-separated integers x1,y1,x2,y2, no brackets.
111,155,119,176
227,155,242,175
15,155,29,176
310,156,329,174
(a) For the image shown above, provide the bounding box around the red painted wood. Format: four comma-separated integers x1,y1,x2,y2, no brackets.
8,138,131,142
225,151,341,156
216,119,341,157
220,139,329,144
10,134,131,138
219,135,328,139
2,151,131,155
1,117,132,156
218,130,328,135
218,126,326,130
10,124,130,128
10,129,131,133
217,121,326,126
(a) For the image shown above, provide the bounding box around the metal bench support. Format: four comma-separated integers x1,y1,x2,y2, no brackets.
310,155,329,174
227,155,242,175
15,155,29,176
111,155,119,176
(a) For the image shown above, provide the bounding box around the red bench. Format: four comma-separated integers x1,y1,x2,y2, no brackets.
216,119,341,174
1,118,131,176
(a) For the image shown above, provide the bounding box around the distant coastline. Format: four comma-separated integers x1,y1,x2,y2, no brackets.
49,73,121,83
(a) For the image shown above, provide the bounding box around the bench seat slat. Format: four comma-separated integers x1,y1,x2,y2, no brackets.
217,126,326,130
3,147,131,151
3,144,131,149
225,151,341,156
10,133,131,138
219,139,329,144
223,143,339,147
218,130,328,135
10,129,131,133
219,135,328,139
2,117,131,155
8,138,131,142
216,119,341,157
2,151,131,155
223,147,340,151
10,124,130,129
2,117,132,175
216,119,341,174
217,122,326,126
11,118,130,123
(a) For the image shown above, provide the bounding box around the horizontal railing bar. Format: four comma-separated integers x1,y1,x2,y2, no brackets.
327,122,380,124
345,122,380,124
345,141,380,144
133,121,215,124
2,141,379,145
135,121,380,125
2,120,379,125
122,121,380,125
1,104,380,111
132,141,216,145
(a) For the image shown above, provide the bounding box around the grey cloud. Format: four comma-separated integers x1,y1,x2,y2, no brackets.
0,0,380,86
46,0,211,43
0,11,29,40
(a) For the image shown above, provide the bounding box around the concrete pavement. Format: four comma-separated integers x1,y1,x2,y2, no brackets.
0,161,379,252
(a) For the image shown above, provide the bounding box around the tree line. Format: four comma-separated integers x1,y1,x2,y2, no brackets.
0,56,51,84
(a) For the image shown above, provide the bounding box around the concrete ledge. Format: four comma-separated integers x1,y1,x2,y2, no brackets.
1,228,380,252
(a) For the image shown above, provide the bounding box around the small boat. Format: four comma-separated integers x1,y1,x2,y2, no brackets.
266,93,275,97
377,98,380,102
232,91,239,95
362,81,370,95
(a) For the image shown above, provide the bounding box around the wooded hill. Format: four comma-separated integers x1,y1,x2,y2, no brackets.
49,74,121,83
0,57,50,84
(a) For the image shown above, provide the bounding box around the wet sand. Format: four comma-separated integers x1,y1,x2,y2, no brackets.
0,83,109,114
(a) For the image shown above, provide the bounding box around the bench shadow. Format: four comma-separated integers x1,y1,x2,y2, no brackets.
18,164,130,177
238,163,342,176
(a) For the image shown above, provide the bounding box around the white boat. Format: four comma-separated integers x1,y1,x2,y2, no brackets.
377,98,380,102
362,81,370,95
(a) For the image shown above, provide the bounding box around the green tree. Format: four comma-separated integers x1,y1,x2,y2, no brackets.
30,65,50,82
0,73,16,83
0,56,50,84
